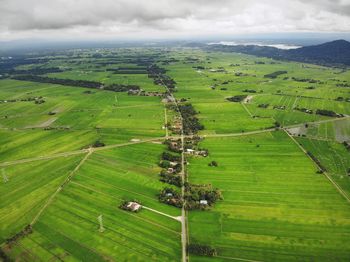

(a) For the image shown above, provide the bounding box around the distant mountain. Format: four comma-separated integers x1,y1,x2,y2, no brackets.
207,40,350,66
285,40,350,65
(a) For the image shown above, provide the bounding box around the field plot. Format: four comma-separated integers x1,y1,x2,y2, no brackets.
187,131,350,261
0,79,166,162
0,156,83,243
3,142,182,261
297,137,350,197
301,118,350,142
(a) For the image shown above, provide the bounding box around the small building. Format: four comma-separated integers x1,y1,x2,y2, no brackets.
166,193,173,197
186,149,195,154
169,161,178,167
127,202,141,212
200,200,208,205
167,167,175,174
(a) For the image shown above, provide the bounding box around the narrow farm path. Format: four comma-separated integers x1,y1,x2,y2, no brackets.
30,148,93,226
142,206,182,222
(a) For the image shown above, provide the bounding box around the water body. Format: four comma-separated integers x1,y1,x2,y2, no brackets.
208,41,302,50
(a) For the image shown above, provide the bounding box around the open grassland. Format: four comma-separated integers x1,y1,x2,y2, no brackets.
0,79,165,162
2,142,182,261
0,156,84,243
187,131,350,261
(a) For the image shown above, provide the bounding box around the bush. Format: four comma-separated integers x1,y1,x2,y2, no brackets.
264,71,287,79
187,244,217,256
161,152,181,162
92,140,105,148
226,95,247,102
208,161,218,167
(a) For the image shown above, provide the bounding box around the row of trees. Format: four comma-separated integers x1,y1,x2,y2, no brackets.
178,104,204,135
13,75,140,92
264,71,287,79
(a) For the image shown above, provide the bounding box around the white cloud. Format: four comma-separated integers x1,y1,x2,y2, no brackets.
0,0,349,40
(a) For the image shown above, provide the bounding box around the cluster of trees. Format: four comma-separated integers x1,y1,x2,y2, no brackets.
242,89,257,93
336,83,350,88
0,56,49,75
178,104,204,135
264,71,287,79
187,244,217,257
291,77,321,84
164,139,182,153
159,170,183,187
92,140,105,148
104,84,140,92
258,103,269,108
161,151,181,162
159,141,183,187
106,67,148,74
316,109,342,118
335,97,350,102
13,75,140,92
13,75,101,88
208,161,218,167
11,67,63,75
227,95,247,102
158,187,183,208
184,183,222,210
147,64,177,90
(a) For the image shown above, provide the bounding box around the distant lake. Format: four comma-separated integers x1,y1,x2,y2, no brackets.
208,41,302,50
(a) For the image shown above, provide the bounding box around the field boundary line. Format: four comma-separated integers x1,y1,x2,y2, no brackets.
241,102,254,118
30,149,92,226
284,129,350,204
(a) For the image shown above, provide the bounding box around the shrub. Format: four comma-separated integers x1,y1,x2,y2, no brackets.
187,244,217,256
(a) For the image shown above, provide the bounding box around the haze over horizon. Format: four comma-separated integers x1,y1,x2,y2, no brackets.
0,0,350,43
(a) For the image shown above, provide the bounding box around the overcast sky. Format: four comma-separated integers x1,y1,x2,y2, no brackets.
0,0,349,41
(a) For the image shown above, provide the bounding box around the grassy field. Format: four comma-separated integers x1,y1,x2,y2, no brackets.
0,156,84,243
1,47,350,261
297,137,350,197
187,131,350,261
0,79,165,162
2,143,182,261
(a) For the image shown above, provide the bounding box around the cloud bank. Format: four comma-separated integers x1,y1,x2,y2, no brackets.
0,0,349,40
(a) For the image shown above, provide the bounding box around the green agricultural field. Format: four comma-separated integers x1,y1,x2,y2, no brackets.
187,131,350,261
1,47,350,262
297,137,350,196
